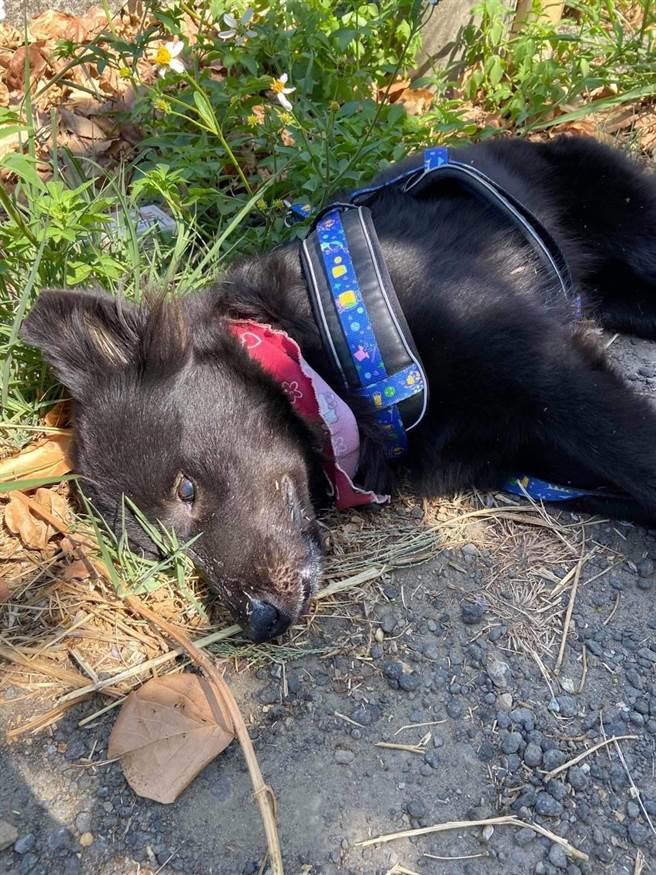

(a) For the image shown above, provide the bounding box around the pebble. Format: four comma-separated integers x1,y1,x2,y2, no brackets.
75,812,92,834
461,602,486,625
548,843,568,869
446,699,464,719
515,827,534,846
543,749,567,772
566,767,587,791
406,800,426,818
638,558,655,577
523,742,542,767
628,820,650,846
501,731,522,755
79,833,94,848
0,821,18,851
14,834,36,854
334,749,355,765
497,693,513,711
380,612,397,634
535,793,564,817
399,673,420,692
486,656,510,689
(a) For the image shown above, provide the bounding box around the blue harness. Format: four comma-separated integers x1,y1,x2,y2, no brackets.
294,146,604,504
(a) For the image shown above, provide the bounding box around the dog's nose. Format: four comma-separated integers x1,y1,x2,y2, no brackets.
247,600,291,642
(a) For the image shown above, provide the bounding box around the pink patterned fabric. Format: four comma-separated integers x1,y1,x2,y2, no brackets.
228,320,388,510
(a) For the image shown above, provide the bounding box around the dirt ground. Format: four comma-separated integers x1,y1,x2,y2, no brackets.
1,333,656,875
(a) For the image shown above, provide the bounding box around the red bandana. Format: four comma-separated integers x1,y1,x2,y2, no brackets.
228,321,388,510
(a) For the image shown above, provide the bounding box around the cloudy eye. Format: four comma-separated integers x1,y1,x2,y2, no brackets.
177,475,195,503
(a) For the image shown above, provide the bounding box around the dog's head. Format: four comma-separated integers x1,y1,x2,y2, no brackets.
21,289,323,641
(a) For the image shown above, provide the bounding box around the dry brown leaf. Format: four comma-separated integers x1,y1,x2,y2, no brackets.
5,43,48,93
108,673,235,804
3,487,69,549
4,493,51,549
384,78,411,103
43,400,72,429
60,109,116,140
397,86,434,116
30,10,89,43
0,432,72,484
0,579,12,602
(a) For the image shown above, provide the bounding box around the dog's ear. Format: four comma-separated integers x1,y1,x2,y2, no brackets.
21,289,144,398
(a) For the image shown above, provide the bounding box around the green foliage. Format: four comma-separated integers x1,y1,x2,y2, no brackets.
460,0,655,125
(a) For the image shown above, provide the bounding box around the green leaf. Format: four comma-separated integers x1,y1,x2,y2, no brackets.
1,152,45,190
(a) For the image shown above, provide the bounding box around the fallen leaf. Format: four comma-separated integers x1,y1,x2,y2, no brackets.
4,494,51,549
0,579,11,602
108,673,235,803
3,487,69,549
0,432,72,484
30,10,88,42
384,78,411,103
43,400,72,429
60,109,116,140
5,43,48,93
397,86,435,116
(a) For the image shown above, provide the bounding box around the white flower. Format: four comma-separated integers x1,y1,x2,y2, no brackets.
271,73,295,112
154,40,185,77
217,8,256,45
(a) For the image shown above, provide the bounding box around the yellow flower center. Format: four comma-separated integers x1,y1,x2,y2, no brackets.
119,66,131,79
155,46,172,65
271,78,285,93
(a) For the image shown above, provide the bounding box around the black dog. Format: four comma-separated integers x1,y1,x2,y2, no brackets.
21,135,656,641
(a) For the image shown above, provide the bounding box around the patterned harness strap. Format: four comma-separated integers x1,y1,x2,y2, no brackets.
297,146,608,503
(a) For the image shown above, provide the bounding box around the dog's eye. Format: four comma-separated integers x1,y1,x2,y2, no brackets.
177,476,195,503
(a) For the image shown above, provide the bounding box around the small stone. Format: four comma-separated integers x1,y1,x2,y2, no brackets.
383,661,404,681
543,749,567,772
515,827,534,847
399,672,420,692
374,627,385,643
446,699,464,719
501,731,522,755
14,834,35,855
627,801,641,818
79,833,94,848
18,853,38,874
535,793,563,817
497,693,513,711
407,800,426,818
524,742,542,768
486,656,510,689
638,558,655,578
556,695,579,718
380,612,398,634
334,749,355,765
628,820,650,846
567,767,587,791
75,812,92,834
548,844,568,869
461,602,486,625
0,821,18,851
478,741,495,762
481,825,494,842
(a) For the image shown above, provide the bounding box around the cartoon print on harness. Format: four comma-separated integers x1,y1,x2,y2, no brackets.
20,135,656,642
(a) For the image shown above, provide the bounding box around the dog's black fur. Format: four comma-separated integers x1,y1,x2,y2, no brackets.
21,136,656,641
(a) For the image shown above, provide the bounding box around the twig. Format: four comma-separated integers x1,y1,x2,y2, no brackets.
424,852,487,861
375,742,426,755
576,645,588,695
334,711,366,728
602,592,620,626
554,538,586,675
356,815,587,861
394,720,445,736
544,734,639,781
634,849,645,875
123,595,284,875
612,737,656,837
